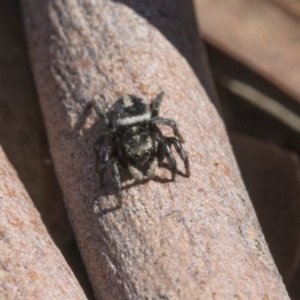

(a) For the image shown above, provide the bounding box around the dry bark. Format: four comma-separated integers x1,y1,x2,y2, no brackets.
231,134,300,283
0,0,64,241
0,146,87,300
0,1,95,297
22,0,289,299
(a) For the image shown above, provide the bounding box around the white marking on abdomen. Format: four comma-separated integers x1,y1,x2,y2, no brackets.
122,95,134,107
115,112,151,126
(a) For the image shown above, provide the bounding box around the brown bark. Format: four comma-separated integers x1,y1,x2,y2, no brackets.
22,0,289,299
231,134,300,283
194,0,300,102
0,146,87,299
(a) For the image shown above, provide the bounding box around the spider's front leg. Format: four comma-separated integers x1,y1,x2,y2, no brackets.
146,157,158,179
159,140,177,181
110,159,122,207
151,91,164,117
151,117,185,143
166,137,190,177
128,164,144,181
94,134,122,206
92,100,110,126
94,133,112,170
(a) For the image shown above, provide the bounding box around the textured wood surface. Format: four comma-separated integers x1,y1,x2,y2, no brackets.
0,146,87,299
0,1,95,297
22,0,289,299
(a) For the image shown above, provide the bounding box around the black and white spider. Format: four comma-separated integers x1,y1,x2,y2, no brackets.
93,92,190,206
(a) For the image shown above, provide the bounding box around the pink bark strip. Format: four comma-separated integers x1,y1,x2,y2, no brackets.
22,0,289,299
0,146,87,300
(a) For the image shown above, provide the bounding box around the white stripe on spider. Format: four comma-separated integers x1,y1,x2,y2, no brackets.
114,112,151,126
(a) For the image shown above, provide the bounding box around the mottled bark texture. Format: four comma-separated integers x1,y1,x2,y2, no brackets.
0,0,65,244
0,147,87,300
22,0,289,299
0,1,95,297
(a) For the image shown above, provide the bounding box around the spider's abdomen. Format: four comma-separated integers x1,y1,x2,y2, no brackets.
111,95,151,127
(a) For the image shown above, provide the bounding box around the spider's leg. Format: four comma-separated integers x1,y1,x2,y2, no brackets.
110,159,122,207
151,91,164,117
146,157,158,179
128,164,144,181
160,140,177,181
151,117,184,143
92,100,109,126
167,137,190,177
94,133,112,168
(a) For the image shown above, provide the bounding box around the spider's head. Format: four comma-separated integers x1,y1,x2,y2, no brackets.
122,126,153,165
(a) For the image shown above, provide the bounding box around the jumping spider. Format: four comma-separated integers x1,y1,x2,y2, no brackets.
93,92,190,206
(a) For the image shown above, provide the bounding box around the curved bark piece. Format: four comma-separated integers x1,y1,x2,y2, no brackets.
22,1,289,299
0,146,87,300
0,1,94,297
231,134,300,283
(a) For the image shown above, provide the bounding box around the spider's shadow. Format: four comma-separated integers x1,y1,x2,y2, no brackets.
97,163,186,216
122,162,186,188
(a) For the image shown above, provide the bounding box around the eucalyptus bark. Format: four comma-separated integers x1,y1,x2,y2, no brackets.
0,147,87,300
22,0,289,299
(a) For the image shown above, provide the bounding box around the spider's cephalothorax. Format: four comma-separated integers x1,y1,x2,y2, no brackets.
93,92,190,206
